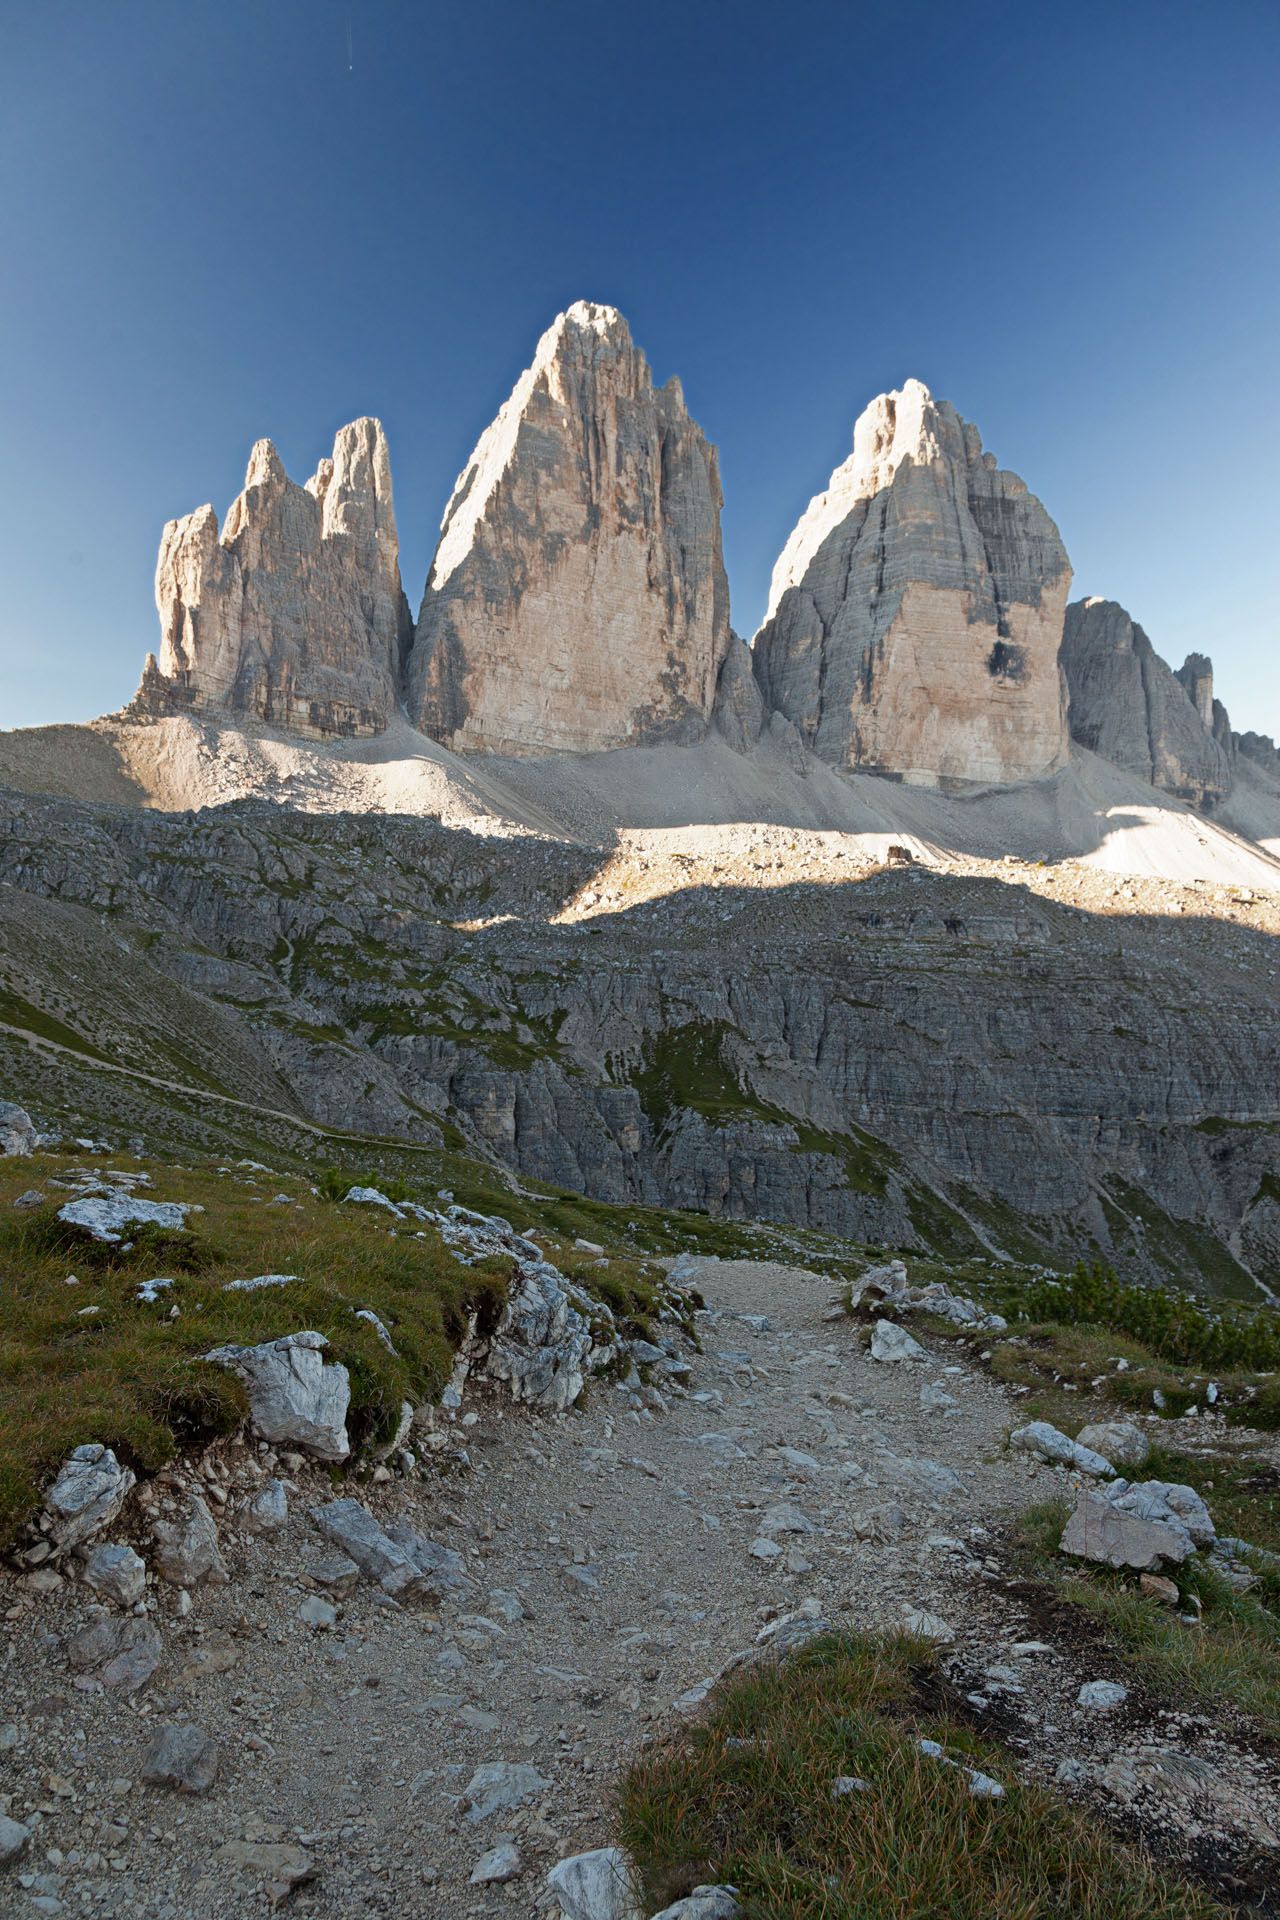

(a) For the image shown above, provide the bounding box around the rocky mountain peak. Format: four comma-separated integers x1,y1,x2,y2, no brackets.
753,381,1071,786
135,418,411,739
1060,598,1234,808
407,300,731,756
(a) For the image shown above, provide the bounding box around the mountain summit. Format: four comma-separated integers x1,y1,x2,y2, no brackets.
407,300,732,756
753,380,1072,786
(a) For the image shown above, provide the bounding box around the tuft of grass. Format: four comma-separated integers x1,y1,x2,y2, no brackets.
618,1630,1226,1919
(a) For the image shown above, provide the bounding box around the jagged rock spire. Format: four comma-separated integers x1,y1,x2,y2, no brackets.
137,418,411,738
407,301,731,756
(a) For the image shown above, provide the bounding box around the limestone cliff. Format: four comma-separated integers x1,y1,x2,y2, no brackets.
136,419,411,737
752,380,1071,786
407,302,731,756
1061,599,1234,808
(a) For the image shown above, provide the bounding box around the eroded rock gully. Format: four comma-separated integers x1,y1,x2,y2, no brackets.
4,1257,1277,1918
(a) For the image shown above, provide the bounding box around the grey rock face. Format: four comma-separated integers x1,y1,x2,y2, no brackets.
1059,1489,1193,1571
66,1614,163,1691
137,419,411,738
82,1542,147,1607
463,1761,549,1822
204,1330,351,1460
1010,1420,1115,1477
408,301,731,755
140,1723,219,1794
57,1191,191,1243
0,788,1275,1290
149,1494,229,1589
546,1846,642,1920
0,1099,37,1155
241,1478,289,1535
44,1444,136,1553
1061,599,1234,807
1074,1419,1150,1470
754,379,1071,785
0,1813,32,1865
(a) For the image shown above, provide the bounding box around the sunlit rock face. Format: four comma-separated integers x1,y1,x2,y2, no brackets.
407,301,731,756
1061,598,1234,808
136,419,411,738
752,380,1072,786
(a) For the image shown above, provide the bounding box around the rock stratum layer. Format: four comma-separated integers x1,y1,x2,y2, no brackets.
136,419,411,738
753,380,1072,786
1061,599,1235,808
406,302,732,756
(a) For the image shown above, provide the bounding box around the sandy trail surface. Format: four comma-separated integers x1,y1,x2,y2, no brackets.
4,1257,1278,1918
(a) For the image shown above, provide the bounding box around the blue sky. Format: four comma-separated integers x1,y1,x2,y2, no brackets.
2,0,1277,735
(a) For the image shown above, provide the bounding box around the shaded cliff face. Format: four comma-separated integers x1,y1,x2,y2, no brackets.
1061,599,1234,808
753,380,1072,786
1,787,1276,1299
407,302,731,756
136,419,411,738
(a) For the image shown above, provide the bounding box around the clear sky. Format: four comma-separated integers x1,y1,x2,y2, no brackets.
1,0,1277,736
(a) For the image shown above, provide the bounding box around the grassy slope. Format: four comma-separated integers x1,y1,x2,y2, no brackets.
619,1631,1225,1920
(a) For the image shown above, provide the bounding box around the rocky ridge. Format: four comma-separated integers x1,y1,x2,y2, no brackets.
752,379,1072,786
1061,598,1236,809
136,418,412,738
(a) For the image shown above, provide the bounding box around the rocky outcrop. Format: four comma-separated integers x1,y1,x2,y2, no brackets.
136,419,411,737
752,380,1071,786
1061,599,1234,807
407,302,731,756
1237,731,1280,777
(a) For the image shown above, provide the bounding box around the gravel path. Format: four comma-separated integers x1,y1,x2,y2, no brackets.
3,1258,1277,1918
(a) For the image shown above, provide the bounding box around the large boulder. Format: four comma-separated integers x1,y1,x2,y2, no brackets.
1060,598,1234,807
0,1099,37,1156
135,418,411,738
204,1330,351,1460
753,379,1071,786
546,1847,642,1920
1059,1477,1213,1571
407,301,731,756
57,1192,191,1244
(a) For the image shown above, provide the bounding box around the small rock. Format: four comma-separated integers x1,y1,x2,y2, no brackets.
44,1444,136,1553
869,1320,926,1363
298,1595,337,1630
0,1813,31,1864
82,1542,146,1607
831,1775,872,1796
470,1840,522,1884
903,1606,954,1643
748,1537,782,1562
1010,1421,1114,1477
759,1502,815,1536
150,1494,229,1589
204,1331,350,1461
463,1760,549,1821
919,1382,959,1414
57,1192,190,1243
1139,1572,1181,1606
140,1724,219,1794
0,1099,38,1155
1078,1679,1129,1711
652,1891,741,1920
1074,1420,1149,1470
242,1479,289,1536
546,1846,642,1920
66,1615,162,1692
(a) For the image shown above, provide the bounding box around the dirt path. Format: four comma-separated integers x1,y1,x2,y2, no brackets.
3,1258,1277,1918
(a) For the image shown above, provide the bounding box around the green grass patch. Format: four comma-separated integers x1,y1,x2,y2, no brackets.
619,1629,1225,1919
0,1153,512,1547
